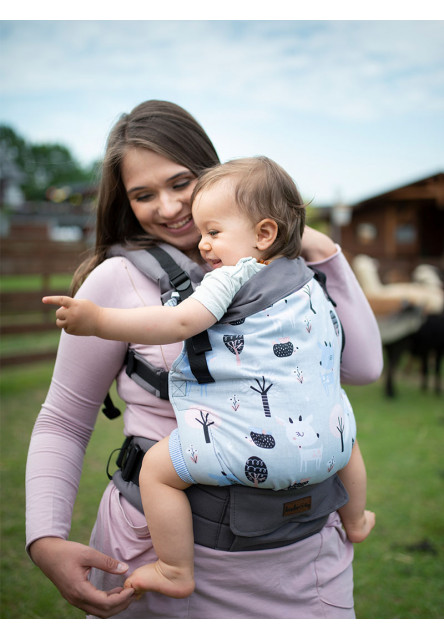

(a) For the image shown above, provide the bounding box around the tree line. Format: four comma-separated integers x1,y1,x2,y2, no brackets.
0,125,98,202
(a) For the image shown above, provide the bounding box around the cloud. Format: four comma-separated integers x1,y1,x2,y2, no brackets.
1,19,442,204
1,20,443,119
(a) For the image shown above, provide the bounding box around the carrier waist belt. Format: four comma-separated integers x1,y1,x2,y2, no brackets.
110,436,349,552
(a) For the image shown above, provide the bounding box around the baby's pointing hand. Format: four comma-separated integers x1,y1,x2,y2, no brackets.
42,295,100,336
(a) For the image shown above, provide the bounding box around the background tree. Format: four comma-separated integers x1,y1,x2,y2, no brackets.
0,125,96,202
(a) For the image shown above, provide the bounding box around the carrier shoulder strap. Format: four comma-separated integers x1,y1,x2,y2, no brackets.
102,245,213,418
145,245,195,299
126,245,214,386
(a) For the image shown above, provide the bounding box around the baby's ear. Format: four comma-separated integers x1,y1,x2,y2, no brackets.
256,218,278,250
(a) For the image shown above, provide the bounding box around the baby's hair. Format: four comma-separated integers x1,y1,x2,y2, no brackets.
191,156,306,260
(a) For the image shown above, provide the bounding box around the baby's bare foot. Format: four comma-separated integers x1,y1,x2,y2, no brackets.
124,560,195,599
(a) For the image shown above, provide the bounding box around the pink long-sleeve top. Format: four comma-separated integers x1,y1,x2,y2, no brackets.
26,246,383,550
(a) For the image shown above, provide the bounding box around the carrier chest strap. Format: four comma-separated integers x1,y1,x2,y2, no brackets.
125,349,170,400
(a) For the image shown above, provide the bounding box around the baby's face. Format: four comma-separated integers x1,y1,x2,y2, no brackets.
193,180,260,269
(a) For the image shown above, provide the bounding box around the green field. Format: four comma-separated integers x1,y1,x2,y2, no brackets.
1,360,443,619
0,274,73,293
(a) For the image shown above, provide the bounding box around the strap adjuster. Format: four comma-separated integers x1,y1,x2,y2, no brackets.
170,271,192,293
113,436,144,485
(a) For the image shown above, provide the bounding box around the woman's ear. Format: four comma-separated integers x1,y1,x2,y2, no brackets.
255,218,278,251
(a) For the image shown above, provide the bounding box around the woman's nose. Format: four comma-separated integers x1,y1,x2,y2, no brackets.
158,192,182,218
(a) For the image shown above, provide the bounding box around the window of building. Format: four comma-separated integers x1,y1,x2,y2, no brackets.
356,222,378,244
395,223,417,245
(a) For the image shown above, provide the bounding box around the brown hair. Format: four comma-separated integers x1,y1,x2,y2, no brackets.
191,156,306,261
71,100,220,293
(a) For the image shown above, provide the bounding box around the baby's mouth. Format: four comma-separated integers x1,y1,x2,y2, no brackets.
207,258,223,269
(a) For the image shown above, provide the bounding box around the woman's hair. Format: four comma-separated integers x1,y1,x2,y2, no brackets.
71,100,220,293
191,156,306,261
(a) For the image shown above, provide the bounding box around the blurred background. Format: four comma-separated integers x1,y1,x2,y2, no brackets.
1,16,443,619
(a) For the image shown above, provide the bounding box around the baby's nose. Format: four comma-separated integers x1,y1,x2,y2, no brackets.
198,237,210,251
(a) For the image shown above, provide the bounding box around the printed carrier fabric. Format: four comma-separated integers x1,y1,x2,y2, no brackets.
169,275,356,490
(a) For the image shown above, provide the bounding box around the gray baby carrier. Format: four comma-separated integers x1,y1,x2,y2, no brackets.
104,243,349,551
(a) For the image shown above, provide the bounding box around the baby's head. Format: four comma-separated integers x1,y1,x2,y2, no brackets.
192,156,306,261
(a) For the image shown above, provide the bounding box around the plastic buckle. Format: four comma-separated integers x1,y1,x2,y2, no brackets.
120,442,143,483
170,272,192,293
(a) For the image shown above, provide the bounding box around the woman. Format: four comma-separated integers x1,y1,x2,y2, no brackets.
26,100,383,619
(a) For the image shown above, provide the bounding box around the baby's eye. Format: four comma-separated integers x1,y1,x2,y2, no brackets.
208,230,219,237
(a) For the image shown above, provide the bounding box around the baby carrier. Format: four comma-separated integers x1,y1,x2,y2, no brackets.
104,243,350,551
169,256,355,490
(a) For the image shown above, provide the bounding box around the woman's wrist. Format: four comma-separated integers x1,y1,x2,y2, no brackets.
29,536,64,564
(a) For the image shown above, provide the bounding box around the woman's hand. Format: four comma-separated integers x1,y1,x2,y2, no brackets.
300,226,337,263
29,537,135,618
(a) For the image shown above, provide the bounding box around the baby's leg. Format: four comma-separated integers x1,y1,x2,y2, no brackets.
123,436,194,598
337,440,375,543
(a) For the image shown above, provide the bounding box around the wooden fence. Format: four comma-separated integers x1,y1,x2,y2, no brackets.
0,237,91,365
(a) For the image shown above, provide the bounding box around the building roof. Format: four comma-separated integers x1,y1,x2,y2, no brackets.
354,172,444,207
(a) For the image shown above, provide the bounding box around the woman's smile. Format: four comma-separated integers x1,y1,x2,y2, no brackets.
163,215,194,231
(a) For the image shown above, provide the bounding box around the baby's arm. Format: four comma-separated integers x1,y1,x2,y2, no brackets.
337,440,375,543
42,295,217,345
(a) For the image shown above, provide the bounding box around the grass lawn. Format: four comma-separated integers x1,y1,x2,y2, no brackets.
345,379,444,619
1,360,443,619
0,274,73,293
0,362,124,619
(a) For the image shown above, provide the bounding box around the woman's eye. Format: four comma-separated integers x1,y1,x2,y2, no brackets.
173,180,192,190
135,193,153,202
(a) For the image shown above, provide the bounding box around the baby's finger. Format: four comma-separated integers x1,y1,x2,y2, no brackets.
42,295,73,307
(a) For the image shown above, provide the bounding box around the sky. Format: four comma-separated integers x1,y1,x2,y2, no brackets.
1,10,443,206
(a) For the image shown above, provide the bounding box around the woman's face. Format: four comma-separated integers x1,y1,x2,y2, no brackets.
122,147,201,253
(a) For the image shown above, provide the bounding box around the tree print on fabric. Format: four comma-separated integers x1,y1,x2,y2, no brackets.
250,376,273,417
223,335,244,365
330,310,340,337
329,404,347,453
336,417,345,452
273,338,295,357
245,456,268,487
303,283,317,314
195,410,215,444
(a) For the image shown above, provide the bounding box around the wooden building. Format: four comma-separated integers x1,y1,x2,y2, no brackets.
337,172,444,282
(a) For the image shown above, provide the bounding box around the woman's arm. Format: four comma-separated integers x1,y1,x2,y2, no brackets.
300,225,337,263
43,295,217,344
26,258,151,616
26,322,133,616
